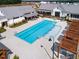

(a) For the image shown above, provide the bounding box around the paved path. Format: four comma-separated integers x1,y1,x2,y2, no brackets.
0,18,67,59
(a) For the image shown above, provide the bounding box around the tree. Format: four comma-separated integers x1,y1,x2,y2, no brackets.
13,55,19,59
0,0,21,5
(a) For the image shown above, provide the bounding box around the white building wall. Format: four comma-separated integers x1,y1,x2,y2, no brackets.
0,11,4,16
8,19,14,26
0,22,2,27
51,8,67,17
0,10,7,27
8,17,25,26
0,18,7,27
51,8,61,16
0,19,8,22
14,17,25,23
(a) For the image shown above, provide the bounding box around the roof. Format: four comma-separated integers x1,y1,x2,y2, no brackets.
0,42,12,54
0,6,21,19
0,16,6,19
0,5,37,19
38,3,58,11
38,3,79,14
60,4,79,14
24,12,38,17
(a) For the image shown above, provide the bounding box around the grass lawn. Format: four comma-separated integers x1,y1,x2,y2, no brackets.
0,27,6,33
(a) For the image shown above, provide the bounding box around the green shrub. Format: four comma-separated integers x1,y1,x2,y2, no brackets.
9,21,27,28
13,55,19,59
0,0,21,5
0,27,6,33
0,51,3,56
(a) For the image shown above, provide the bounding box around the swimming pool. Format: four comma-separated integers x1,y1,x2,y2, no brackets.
15,20,56,44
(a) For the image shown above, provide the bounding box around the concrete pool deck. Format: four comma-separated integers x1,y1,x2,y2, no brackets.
0,17,67,59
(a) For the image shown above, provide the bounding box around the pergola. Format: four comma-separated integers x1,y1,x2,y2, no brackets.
57,20,79,59
0,43,12,59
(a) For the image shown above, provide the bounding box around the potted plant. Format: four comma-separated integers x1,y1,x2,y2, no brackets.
13,55,19,59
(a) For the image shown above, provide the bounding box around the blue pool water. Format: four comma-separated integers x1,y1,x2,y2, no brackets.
15,20,56,44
